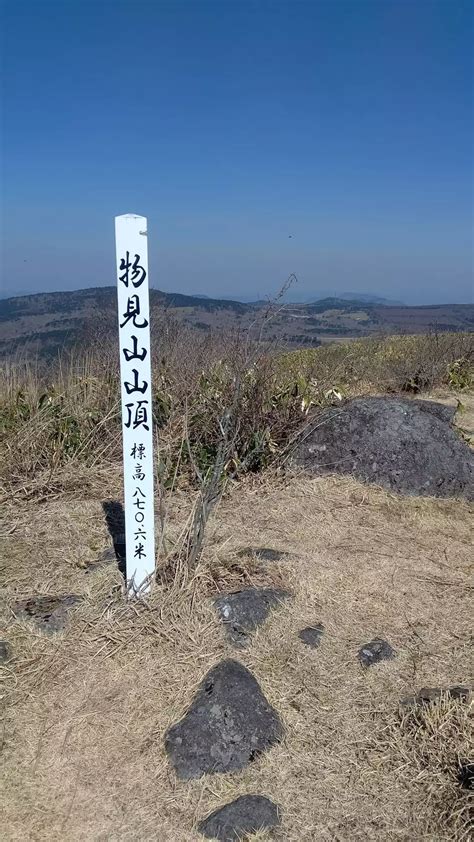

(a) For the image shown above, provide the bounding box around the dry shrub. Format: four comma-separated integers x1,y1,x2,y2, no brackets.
280,331,474,397
1,326,472,496
0,317,307,495
0,351,122,488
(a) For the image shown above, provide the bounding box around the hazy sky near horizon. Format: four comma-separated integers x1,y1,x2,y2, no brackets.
1,0,473,304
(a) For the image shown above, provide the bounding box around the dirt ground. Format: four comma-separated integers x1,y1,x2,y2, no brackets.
1,395,473,841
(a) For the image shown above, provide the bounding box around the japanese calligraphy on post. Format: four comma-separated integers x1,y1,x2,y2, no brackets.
115,214,155,593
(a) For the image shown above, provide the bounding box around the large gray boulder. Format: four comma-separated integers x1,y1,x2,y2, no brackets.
165,659,283,779
293,397,474,498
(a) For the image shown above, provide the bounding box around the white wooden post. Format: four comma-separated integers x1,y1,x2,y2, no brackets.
115,214,155,593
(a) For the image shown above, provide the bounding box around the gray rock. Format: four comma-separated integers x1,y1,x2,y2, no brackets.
358,638,395,667
447,685,470,701
416,401,457,423
13,595,81,633
214,588,291,647
239,547,289,562
293,397,474,499
298,624,324,648
401,685,470,707
0,640,12,662
457,760,473,791
165,659,283,779
84,547,116,574
198,795,281,841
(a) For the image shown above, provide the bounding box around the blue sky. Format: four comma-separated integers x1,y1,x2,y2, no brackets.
1,0,472,303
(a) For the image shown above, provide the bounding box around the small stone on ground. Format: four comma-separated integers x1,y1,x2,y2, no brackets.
165,659,283,779
298,624,324,648
401,685,470,707
13,595,81,632
84,547,117,573
0,640,12,662
457,760,474,791
358,637,395,667
239,547,289,562
214,587,291,647
198,795,281,841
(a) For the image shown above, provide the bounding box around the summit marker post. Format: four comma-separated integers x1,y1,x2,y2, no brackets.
115,214,155,593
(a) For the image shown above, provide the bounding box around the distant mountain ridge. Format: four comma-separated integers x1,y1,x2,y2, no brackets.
338,292,404,305
0,286,472,360
0,286,249,320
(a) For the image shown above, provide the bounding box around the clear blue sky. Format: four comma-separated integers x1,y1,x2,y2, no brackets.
1,0,472,303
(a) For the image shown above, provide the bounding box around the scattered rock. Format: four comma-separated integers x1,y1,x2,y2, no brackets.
214,587,291,647
84,547,117,574
198,795,281,841
239,547,289,562
13,595,81,633
457,760,474,791
358,638,395,667
298,624,324,648
447,684,470,701
165,659,283,779
293,397,474,499
401,685,471,707
0,640,12,662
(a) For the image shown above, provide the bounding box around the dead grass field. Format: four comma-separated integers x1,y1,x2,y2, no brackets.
1,443,472,840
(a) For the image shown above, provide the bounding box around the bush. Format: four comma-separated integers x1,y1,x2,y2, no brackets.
1,330,472,493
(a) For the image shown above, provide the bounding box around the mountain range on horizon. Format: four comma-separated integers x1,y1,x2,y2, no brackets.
0,285,472,362
191,291,405,306
3,283,472,307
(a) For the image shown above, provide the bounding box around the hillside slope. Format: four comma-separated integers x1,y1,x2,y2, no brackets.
1,287,472,359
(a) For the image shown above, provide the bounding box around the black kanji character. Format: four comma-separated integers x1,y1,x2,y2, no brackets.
130,443,146,459
134,527,146,539
120,295,148,329
133,464,145,481
119,252,146,288
123,335,147,362
134,542,146,559
124,400,149,431
124,368,148,395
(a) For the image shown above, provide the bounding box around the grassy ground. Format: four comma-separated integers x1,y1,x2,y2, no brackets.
1,335,473,840
1,424,472,840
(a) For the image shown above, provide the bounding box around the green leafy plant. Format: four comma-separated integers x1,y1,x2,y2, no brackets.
446,358,472,390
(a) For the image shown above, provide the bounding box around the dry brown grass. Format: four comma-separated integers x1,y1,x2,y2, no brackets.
2,330,472,500
373,697,472,839
1,454,472,840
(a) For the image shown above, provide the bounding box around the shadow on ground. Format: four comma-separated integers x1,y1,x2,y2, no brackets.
102,500,126,579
